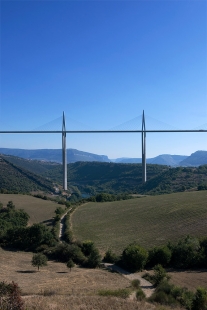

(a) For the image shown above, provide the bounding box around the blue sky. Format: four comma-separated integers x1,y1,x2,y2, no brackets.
0,0,206,159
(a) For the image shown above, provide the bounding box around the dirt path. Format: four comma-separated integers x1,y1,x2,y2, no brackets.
104,263,155,298
59,208,71,241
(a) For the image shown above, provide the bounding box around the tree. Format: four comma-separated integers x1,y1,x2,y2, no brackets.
192,287,207,310
66,259,75,272
7,201,15,210
122,243,148,271
171,236,200,268
104,249,118,263
81,240,96,256
86,248,101,268
32,253,47,271
148,246,172,267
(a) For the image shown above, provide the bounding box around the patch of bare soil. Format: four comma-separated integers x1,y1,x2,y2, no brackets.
104,264,155,298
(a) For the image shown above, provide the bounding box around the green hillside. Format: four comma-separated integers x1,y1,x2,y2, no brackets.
0,156,55,193
139,165,207,194
71,190,207,254
0,194,58,225
2,155,207,195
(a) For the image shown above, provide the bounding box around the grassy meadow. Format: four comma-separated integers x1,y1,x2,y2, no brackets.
71,191,207,254
0,194,58,225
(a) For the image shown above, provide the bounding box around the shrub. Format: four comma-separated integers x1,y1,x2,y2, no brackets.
49,243,86,265
103,249,119,263
98,289,130,299
192,287,207,310
122,243,148,271
0,281,24,310
85,248,102,268
179,289,194,310
81,240,96,256
153,264,170,286
170,236,201,268
136,288,146,301
131,279,140,289
148,246,172,267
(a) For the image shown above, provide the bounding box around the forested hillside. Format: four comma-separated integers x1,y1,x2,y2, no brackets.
139,165,207,194
0,156,55,193
1,155,207,195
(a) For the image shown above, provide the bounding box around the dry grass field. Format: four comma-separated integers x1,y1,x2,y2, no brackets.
23,295,157,310
167,268,207,292
0,194,58,225
0,248,184,310
1,247,203,310
71,191,207,254
0,248,130,296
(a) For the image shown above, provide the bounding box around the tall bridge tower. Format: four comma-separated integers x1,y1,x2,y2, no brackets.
62,112,67,190
142,110,146,183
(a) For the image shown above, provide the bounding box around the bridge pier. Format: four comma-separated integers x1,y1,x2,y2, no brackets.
142,110,146,183
62,112,67,190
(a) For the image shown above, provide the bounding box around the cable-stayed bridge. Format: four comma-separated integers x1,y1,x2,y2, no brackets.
0,111,206,190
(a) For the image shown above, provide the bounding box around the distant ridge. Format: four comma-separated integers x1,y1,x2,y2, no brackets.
179,150,207,167
114,154,188,166
0,148,206,167
0,148,110,163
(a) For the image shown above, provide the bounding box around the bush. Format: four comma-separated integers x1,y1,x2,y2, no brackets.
136,288,146,301
122,243,148,271
153,264,170,286
98,289,130,299
0,281,24,310
85,248,102,268
103,249,119,263
131,279,140,289
49,243,86,265
150,280,194,309
170,236,201,268
148,246,172,267
81,240,96,256
192,287,207,310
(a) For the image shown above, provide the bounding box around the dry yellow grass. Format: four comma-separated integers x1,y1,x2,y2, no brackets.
167,268,207,292
0,194,58,225
23,296,155,310
0,248,130,296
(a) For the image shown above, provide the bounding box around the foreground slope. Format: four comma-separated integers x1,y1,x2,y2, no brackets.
72,191,207,254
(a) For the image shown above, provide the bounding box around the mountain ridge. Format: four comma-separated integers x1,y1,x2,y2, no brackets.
0,148,206,167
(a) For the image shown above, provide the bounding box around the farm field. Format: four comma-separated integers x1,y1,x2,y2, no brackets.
0,194,58,225
71,191,207,254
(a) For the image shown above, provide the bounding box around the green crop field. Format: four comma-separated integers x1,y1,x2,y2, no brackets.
71,191,207,254
0,194,58,225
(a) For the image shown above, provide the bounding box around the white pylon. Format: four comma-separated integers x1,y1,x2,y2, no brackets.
142,110,146,183
62,112,67,190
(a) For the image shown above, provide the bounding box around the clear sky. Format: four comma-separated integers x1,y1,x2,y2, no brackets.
0,0,206,159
